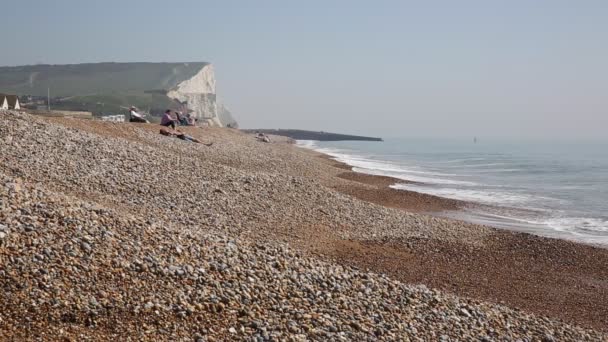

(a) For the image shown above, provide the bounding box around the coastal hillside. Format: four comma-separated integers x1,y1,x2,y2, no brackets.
0,63,206,96
0,63,237,127
0,110,606,340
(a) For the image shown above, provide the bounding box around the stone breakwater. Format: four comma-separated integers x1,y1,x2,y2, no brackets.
0,110,605,340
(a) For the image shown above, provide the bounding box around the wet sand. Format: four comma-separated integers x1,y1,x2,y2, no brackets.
334,171,462,213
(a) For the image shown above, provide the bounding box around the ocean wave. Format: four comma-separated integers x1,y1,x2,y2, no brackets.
315,152,471,182
443,162,508,168
300,141,470,181
468,168,523,173
455,209,608,244
341,157,461,178
435,157,489,164
543,217,608,234
391,184,533,204
359,168,477,186
295,140,319,149
323,153,413,173
485,212,608,236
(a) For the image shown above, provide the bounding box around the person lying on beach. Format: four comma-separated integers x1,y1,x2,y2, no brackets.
256,133,271,143
160,109,179,129
159,127,213,146
129,107,149,123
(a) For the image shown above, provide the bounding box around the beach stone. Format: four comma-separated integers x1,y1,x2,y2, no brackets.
81,242,92,252
7,181,22,193
459,308,472,318
542,334,556,342
89,297,99,307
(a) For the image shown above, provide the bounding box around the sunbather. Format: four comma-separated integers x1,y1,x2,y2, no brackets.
159,127,213,146
256,133,271,143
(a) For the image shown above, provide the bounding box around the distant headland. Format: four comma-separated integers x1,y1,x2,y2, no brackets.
242,129,383,142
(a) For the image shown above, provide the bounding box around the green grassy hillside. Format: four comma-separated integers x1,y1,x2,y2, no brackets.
0,62,208,96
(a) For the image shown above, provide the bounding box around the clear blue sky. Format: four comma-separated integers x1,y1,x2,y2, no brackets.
2,0,607,139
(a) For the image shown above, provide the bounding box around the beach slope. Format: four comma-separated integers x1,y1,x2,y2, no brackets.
0,110,606,340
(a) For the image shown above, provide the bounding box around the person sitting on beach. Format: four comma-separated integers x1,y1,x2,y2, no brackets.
175,111,190,126
160,109,179,129
186,113,195,126
159,127,213,146
129,106,149,123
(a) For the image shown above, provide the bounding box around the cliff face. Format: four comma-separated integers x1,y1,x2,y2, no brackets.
167,64,237,127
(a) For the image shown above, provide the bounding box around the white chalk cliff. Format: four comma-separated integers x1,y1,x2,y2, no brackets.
167,64,237,127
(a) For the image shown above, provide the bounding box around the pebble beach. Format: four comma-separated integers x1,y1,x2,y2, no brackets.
1,110,607,341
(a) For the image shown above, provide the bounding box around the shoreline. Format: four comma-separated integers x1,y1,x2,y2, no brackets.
334,170,462,213
307,144,608,248
301,146,608,332
316,153,463,212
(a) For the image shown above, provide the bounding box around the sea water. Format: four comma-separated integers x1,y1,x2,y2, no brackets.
297,138,608,245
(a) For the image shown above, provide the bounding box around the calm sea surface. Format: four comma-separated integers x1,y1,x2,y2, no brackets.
298,138,608,245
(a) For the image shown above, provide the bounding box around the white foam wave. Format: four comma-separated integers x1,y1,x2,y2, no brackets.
295,140,318,149
436,158,488,164
298,142,476,185
391,184,532,205
334,156,426,174
453,209,608,244
359,168,477,186
489,213,608,236
321,152,469,182
468,168,522,173
543,217,608,234
442,162,509,169
462,162,507,167
334,155,460,176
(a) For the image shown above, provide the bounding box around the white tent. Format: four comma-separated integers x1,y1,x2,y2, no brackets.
0,96,8,110
0,94,20,110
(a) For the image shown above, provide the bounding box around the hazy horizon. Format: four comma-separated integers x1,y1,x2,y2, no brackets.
2,0,607,140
